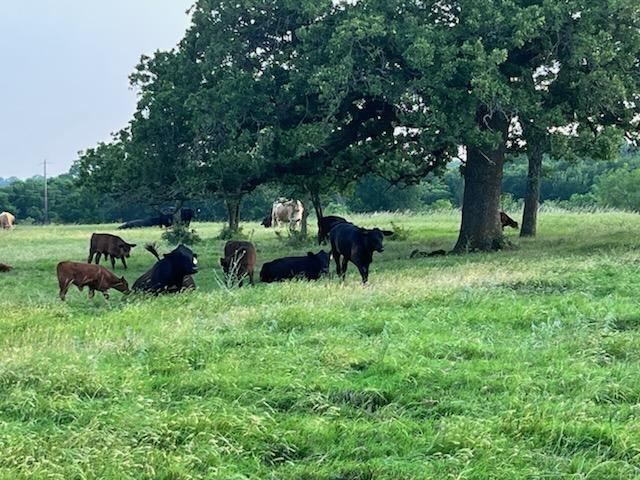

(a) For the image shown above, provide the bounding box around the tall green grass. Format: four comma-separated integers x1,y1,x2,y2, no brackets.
1,212,639,479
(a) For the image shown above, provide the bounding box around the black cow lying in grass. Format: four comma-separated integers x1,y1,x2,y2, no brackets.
118,214,173,230
317,215,349,245
260,251,330,283
410,249,447,258
330,223,393,284
133,244,198,293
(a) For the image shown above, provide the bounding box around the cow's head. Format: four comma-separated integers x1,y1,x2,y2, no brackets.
167,245,199,275
362,228,394,253
309,250,331,275
120,242,137,258
115,276,130,294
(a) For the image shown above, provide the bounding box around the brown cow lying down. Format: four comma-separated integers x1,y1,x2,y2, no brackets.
57,261,130,301
220,240,257,286
0,263,13,272
500,211,519,230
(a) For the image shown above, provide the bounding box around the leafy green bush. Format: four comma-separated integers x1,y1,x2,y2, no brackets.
162,224,201,245
217,225,250,240
387,222,411,241
274,228,312,247
427,199,454,211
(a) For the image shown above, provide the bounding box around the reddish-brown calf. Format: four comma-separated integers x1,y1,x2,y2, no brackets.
57,261,129,301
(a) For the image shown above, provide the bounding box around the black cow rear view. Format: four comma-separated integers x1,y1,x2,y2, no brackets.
317,215,349,245
330,223,393,284
133,244,199,293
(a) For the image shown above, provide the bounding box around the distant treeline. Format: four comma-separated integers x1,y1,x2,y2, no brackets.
1,151,639,225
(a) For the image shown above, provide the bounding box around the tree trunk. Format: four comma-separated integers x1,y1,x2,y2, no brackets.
310,191,323,220
172,199,184,227
300,201,309,239
225,197,241,233
520,141,543,237
453,115,508,252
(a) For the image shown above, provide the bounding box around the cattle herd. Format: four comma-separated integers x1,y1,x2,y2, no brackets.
0,203,521,301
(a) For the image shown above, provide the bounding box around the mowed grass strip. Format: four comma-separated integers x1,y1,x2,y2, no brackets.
0,212,639,479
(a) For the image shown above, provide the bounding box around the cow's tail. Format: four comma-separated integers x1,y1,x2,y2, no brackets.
144,243,161,260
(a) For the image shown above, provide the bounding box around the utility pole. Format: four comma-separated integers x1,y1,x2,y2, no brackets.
43,159,48,224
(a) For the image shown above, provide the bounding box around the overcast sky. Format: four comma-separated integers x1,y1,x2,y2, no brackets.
0,1,193,178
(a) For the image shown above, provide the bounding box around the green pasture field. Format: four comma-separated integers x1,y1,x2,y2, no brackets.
0,211,639,479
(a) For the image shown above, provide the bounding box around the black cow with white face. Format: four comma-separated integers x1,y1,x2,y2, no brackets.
260,251,330,283
329,223,393,284
133,244,199,293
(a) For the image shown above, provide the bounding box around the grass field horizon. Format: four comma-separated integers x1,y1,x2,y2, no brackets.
1,211,639,479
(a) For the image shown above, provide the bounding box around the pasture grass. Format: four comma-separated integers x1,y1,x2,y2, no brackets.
0,211,639,479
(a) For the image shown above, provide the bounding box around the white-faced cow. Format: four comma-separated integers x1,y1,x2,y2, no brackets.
271,199,304,229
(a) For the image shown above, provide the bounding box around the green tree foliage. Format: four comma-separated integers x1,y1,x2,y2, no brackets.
0,173,128,224
75,0,640,250
594,168,640,211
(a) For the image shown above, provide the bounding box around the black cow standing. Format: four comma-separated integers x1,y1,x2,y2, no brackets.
330,223,393,284
180,208,198,227
317,215,349,245
133,244,199,293
260,251,330,283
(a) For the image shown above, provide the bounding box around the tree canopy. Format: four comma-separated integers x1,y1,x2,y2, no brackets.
76,0,640,246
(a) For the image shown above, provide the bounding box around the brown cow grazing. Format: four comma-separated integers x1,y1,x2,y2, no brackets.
500,211,519,230
88,233,136,269
0,263,13,272
220,240,257,286
57,261,129,301
0,211,15,229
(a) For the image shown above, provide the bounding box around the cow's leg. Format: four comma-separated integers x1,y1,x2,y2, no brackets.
95,252,102,265
59,279,72,301
356,263,369,284
121,257,127,269
333,251,341,276
102,290,110,300
340,257,349,280
249,270,254,286
87,250,94,263
88,288,95,299
111,256,116,270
